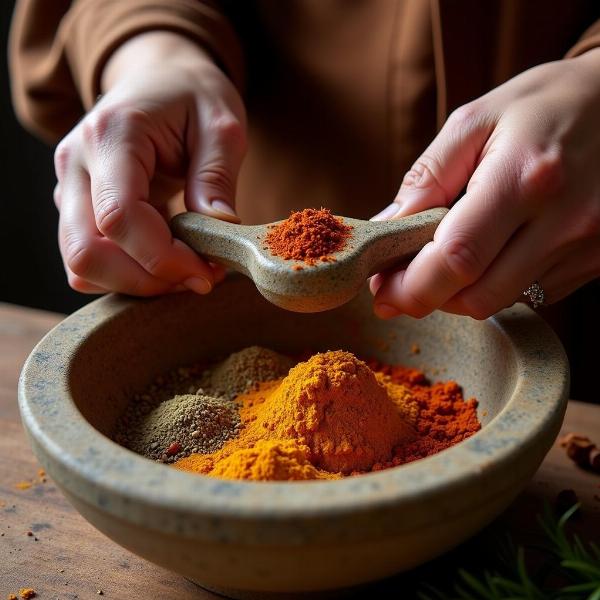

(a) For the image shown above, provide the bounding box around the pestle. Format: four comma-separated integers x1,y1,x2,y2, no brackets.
171,207,448,313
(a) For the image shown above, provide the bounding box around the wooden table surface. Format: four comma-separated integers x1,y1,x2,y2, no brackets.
1,302,599,599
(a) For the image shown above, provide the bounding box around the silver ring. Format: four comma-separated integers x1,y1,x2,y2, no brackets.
523,281,545,309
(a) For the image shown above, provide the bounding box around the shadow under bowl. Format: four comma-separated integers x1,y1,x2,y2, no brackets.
18,275,569,598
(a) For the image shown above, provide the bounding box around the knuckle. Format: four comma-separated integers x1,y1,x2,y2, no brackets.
95,190,126,238
64,240,95,278
521,148,566,200
207,113,246,151
82,108,115,146
54,140,72,178
402,154,443,192
53,185,61,209
447,102,481,130
82,106,149,147
196,162,235,198
439,236,484,285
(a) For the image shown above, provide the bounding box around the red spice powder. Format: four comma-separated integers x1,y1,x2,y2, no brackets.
369,361,481,468
265,208,352,265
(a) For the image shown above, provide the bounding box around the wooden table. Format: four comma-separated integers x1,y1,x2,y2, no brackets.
1,303,599,599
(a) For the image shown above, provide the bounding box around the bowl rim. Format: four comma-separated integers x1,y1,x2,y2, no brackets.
18,288,569,525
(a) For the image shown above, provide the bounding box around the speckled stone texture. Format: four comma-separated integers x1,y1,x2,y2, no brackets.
170,208,447,312
18,275,569,598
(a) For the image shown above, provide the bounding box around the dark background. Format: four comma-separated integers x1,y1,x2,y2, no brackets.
1,1,87,314
1,1,598,400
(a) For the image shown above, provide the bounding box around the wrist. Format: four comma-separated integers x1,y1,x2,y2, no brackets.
101,31,216,92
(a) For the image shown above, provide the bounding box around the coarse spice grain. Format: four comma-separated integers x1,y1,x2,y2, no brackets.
120,394,240,463
265,208,352,265
198,346,294,400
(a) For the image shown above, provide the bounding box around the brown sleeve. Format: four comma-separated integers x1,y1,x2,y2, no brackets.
566,18,600,57
9,0,244,144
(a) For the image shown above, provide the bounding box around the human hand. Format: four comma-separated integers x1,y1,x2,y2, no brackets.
53,32,246,295
371,48,600,319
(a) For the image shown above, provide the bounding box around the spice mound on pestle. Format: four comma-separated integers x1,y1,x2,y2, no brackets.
265,208,353,266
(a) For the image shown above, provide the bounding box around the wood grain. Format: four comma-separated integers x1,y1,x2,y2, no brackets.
1,302,599,599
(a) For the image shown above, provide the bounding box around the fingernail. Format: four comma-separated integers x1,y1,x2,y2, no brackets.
184,276,212,295
371,203,401,221
210,199,238,218
374,303,401,319
368,274,384,296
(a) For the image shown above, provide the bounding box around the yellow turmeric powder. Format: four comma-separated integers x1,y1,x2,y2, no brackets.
374,372,418,426
211,439,339,481
175,351,418,479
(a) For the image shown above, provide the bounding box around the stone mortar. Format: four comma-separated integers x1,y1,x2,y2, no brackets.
19,275,569,598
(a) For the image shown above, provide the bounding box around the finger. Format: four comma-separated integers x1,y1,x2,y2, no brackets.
441,184,600,318
64,269,108,294
53,183,61,210
373,142,530,319
439,218,565,318
369,273,384,296
185,108,246,223
59,163,176,296
535,239,600,304
84,109,217,293
372,103,495,221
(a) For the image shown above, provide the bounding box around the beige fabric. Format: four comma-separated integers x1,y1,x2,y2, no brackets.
9,0,600,223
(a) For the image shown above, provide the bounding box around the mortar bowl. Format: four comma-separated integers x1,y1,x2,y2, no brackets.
18,275,569,598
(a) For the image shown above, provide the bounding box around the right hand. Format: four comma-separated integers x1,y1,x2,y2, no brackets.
53,31,247,295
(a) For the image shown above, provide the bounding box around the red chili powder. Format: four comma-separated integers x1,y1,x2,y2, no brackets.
368,360,481,468
265,208,352,265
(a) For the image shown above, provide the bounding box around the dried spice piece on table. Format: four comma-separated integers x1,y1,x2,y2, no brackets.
559,432,600,472
265,208,352,265
19,590,36,600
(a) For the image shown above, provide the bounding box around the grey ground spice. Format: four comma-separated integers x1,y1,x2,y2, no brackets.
122,394,240,463
198,346,295,400
113,346,295,463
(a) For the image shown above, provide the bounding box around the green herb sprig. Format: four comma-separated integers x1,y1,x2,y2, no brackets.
418,504,600,600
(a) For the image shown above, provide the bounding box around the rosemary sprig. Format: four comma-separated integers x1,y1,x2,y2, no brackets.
418,504,600,600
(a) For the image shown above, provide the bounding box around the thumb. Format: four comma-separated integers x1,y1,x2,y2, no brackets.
185,113,246,223
372,104,494,221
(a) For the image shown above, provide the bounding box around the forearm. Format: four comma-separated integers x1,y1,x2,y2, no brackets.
102,31,216,92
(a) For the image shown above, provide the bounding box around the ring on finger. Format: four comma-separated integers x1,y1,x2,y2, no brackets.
522,281,546,309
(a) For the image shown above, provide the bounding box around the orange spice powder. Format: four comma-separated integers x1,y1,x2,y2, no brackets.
265,208,352,265
175,352,481,481
368,361,480,467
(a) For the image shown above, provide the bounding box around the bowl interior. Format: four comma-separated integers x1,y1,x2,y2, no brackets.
67,276,517,442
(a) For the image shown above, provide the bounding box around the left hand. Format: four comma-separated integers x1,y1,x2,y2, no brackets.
370,48,600,320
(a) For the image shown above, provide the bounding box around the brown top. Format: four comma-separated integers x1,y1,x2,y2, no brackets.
9,0,600,223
